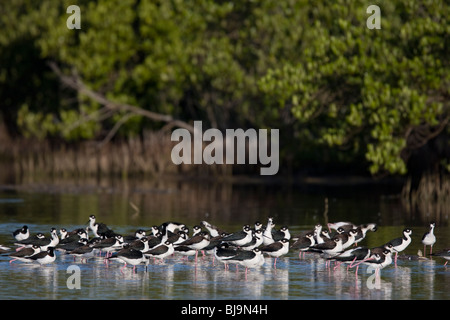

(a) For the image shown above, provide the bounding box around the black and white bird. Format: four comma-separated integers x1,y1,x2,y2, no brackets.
316,229,331,245
291,232,316,258
56,238,88,253
146,233,164,250
272,226,291,242
29,247,56,265
311,224,324,244
58,229,88,247
356,247,393,277
143,240,174,262
13,225,29,241
221,225,253,247
327,221,356,233
213,243,239,270
222,248,265,278
262,217,275,246
431,249,450,266
240,229,264,251
14,228,59,251
335,228,358,250
177,231,211,263
201,221,228,238
159,221,187,235
174,245,197,260
329,246,371,272
422,222,436,256
260,238,289,268
9,245,41,263
68,240,100,262
88,215,112,238
123,229,146,243
108,247,148,273
309,236,343,258
14,232,45,249
253,221,263,231
93,235,124,258
190,225,203,237
59,228,69,240
328,222,377,245
125,237,150,252
385,228,413,266
353,223,377,244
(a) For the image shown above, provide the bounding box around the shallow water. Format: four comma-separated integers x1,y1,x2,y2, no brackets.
0,180,448,300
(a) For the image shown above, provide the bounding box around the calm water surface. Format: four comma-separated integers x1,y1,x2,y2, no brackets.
0,179,448,300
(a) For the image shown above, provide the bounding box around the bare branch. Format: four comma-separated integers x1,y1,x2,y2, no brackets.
48,61,195,133
97,112,135,149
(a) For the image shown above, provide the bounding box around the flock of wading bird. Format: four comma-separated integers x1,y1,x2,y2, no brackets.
1,215,449,277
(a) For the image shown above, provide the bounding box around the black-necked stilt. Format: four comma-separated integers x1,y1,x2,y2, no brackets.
159,221,187,235
310,237,343,258
291,232,316,258
59,228,68,240
88,215,112,238
222,225,253,247
254,221,263,231
335,229,358,250
201,221,227,238
213,243,239,270
177,231,211,263
386,228,412,265
123,229,146,243
178,231,210,249
327,221,356,233
174,245,197,260
29,247,56,265
353,223,377,245
14,232,45,248
161,228,188,245
93,235,124,258
13,225,29,241
124,237,150,252
108,247,148,273
9,245,41,263
330,246,371,272
190,225,203,237
431,249,450,266
146,232,163,249
316,229,331,245
68,240,100,262
272,226,291,242
422,222,436,256
149,225,160,236
260,238,289,268
170,231,189,245
240,229,264,251
17,228,59,251
223,248,265,278
201,233,228,264
56,238,88,253
58,229,87,246
262,217,275,246
143,240,174,262
202,233,227,252
356,247,393,277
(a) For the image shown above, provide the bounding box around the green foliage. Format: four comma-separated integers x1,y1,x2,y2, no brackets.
0,0,448,176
